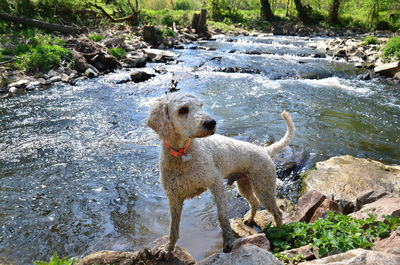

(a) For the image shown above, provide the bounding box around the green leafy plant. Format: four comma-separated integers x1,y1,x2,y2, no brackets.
88,33,105,42
108,47,127,60
33,252,75,265
15,44,70,73
16,44,70,72
265,213,400,260
382,36,400,62
362,35,378,45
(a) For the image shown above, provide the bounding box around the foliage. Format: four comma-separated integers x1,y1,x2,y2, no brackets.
88,33,105,42
33,252,75,265
382,36,400,62
15,44,70,73
140,9,193,27
173,0,201,10
108,47,127,60
361,36,378,45
265,212,400,259
207,0,244,22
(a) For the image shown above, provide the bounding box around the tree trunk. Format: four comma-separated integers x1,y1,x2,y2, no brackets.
260,0,274,21
293,0,312,24
328,0,340,24
0,12,86,34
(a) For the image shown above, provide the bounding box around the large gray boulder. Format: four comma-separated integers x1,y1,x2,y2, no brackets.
298,248,400,265
302,155,400,203
374,61,400,77
197,244,283,265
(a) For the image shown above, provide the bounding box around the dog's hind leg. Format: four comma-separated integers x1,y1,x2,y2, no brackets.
209,179,235,252
249,169,282,226
235,174,260,226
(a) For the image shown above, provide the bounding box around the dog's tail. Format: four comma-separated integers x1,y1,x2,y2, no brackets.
266,111,295,158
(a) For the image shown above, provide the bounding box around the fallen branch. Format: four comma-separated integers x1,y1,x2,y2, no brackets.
0,12,86,34
89,0,140,25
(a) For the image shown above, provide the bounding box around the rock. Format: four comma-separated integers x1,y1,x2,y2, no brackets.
280,245,315,262
373,228,400,255
229,217,257,237
9,86,18,93
103,37,125,48
126,54,147,68
130,71,155,83
85,68,98,78
309,198,340,223
374,61,400,77
143,49,179,62
26,81,40,91
143,25,158,45
290,190,327,223
47,69,58,77
71,49,88,73
60,73,70,83
214,67,260,74
144,236,195,265
48,75,62,84
349,197,400,221
197,244,283,265
302,155,400,203
298,248,400,265
182,32,197,41
76,250,137,265
394,72,400,80
231,233,270,252
355,188,392,211
8,79,29,88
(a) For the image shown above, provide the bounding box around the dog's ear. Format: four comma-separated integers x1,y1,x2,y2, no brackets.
147,97,175,141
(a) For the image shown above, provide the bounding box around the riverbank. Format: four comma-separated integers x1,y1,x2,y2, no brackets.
71,155,400,265
1,20,399,97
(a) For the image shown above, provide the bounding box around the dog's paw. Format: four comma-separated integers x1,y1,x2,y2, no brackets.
243,218,255,226
154,243,174,260
223,238,234,253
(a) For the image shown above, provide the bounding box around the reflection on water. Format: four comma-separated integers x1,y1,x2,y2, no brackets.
1,35,399,264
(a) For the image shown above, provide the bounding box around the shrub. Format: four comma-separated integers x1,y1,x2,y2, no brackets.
16,44,70,73
33,251,75,265
382,36,400,62
108,47,127,60
362,35,378,45
88,33,105,42
173,0,192,10
265,213,400,260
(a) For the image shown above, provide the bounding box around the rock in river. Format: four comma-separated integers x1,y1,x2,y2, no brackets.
301,155,400,203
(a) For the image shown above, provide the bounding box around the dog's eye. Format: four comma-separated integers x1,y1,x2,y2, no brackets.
179,107,189,115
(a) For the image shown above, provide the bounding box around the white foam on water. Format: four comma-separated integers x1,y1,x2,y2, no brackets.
299,77,374,95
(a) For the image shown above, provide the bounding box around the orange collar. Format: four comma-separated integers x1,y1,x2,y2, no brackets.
162,138,192,159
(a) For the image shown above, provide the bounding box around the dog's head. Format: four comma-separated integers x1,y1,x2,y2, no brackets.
147,92,216,142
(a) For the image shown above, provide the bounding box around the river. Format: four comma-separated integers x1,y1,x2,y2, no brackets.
0,35,399,264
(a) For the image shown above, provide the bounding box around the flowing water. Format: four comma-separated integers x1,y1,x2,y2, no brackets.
1,35,399,264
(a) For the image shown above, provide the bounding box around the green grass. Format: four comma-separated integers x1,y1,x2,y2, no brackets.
33,252,75,265
265,212,400,261
88,33,105,42
362,35,378,45
382,36,400,62
108,47,127,60
15,44,70,73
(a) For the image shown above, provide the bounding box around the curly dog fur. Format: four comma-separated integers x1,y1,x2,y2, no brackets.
147,92,295,259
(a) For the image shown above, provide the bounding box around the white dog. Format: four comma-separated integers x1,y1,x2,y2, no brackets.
147,92,295,259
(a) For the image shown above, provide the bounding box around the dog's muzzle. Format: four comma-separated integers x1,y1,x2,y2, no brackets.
203,119,217,131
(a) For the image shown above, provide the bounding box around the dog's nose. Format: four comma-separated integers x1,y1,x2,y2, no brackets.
203,119,216,131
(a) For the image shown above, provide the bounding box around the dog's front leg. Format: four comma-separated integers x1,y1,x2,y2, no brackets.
156,196,183,260
209,180,235,253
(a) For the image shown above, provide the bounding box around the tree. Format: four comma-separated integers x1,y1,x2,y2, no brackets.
293,0,313,24
260,0,274,21
328,0,340,24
